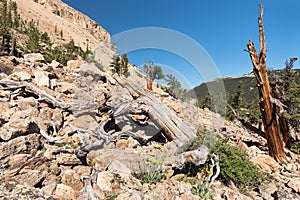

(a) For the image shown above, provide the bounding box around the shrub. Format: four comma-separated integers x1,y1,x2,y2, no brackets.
107,192,118,200
177,175,197,185
213,139,269,189
135,159,166,184
110,54,129,76
192,130,270,190
290,141,300,154
191,181,215,200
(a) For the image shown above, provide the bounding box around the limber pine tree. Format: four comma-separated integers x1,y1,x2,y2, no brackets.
246,4,291,162
164,74,182,98
143,61,164,91
110,54,129,76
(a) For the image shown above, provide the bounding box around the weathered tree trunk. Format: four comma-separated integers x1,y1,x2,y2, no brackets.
146,70,153,91
113,74,196,146
9,37,17,56
246,4,286,162
271,84,291,146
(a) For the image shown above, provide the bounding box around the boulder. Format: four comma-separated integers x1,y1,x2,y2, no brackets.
0,181,52,199
49,60,62,68
87,148,147,174
61,168,84,191
8,154,30,167
41,178,57,196
34,71,50,87
12,70,32,81
96,171,119,192
250,155,281,173
56,81,74,94
66,60,80,71
16,169,47,187
71,114,98,130
54,184,77,200
257,182,278,200
0,115,39,141
56,153,82,165
73,166,91,177
17,97,37,110
0,133,41,159
24,53,45,63
272,190,300,200
287,178,300,193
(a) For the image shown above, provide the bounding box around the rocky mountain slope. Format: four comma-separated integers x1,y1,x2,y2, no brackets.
0,54,300,199
1,1,300,199
15,0,110,50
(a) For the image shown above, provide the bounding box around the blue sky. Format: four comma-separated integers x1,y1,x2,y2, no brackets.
62,0,300,88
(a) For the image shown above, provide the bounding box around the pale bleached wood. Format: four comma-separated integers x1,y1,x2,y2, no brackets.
246,4,287,162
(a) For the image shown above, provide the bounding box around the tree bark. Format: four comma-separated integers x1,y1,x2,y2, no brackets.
113,74,196,147
271,84,292,146
246,4,286,162
146,69,153,91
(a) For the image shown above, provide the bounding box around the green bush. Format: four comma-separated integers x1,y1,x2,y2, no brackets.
110,54,129,76
290,141,300,154
192,130,270,189
213,139,269,189
107,192,118,200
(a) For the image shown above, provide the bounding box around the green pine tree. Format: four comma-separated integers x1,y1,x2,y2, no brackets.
282,58,300,131
110,54,129,76
164,74,182,98
0,0,11,54
196,94,212,109
24,20,42,53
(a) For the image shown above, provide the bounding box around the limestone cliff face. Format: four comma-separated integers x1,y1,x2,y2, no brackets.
14,0,110,50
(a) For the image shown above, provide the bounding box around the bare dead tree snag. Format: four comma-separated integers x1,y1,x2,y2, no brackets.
146,67,153,91
246,4,286,162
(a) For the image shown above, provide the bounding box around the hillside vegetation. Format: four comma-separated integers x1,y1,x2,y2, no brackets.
1,1,300,199
191,69,300,103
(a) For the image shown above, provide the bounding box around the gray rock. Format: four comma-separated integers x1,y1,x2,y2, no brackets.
17,169,47,187
56,153,82,165
13,71,32,81
287,178,300,193
54,184,77,200
17,97,37,110
49,60,62,68
0,133,41,159
272,190,300,200
0,180,54,200
24,53,45,63
175,145,209,169
34,71,50,87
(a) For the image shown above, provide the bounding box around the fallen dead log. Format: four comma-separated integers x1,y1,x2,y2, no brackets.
112,74,196,147
1,74,196,149
0,80,72,109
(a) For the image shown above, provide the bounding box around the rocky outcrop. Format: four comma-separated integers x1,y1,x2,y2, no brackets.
1,54,300,199
15,0,110,50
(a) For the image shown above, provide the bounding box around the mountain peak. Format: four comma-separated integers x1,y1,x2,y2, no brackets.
15,0,110,50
